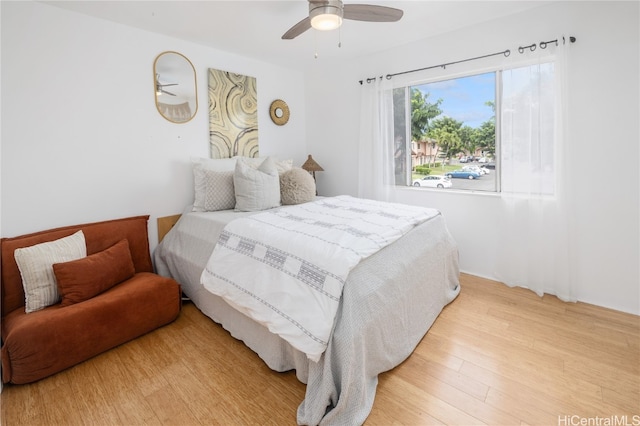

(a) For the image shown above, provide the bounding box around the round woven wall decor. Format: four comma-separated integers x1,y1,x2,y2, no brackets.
269,99,290,126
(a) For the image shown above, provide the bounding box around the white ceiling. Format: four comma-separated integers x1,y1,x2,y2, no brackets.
45,1,550,69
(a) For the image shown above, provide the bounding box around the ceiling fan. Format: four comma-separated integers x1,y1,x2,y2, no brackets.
282,0,403,40
155,74,177,96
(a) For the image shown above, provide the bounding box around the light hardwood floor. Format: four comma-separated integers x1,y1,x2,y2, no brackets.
2,274,638,425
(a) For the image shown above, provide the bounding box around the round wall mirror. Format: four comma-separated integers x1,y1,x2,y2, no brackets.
269,99,290,125
153,51,198,123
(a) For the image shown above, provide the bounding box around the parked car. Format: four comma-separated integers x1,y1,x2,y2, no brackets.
412,175,452,188
462,165,489,175
446,169,481,179
484,162,496,170
478,157,488,163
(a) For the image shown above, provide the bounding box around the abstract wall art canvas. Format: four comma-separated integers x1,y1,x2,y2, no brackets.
208,69,258,159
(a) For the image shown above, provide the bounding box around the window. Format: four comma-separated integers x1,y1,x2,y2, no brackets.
393,62,556,195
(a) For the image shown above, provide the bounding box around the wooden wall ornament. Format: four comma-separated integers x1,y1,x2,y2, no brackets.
269,99,290,126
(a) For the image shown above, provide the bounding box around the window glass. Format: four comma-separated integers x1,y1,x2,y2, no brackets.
392,63,555,195
398,72,497,191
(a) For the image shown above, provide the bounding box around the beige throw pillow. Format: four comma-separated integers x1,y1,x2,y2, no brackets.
14,230,87,313
280,167,316,205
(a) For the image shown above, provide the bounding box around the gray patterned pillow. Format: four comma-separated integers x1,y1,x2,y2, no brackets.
202,169,236,211
191,157,237,212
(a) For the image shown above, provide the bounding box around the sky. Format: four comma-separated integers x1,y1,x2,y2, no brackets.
416,72,496,129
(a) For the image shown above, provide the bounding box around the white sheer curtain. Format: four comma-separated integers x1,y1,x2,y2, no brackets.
358,77,396,202
495,38,576,301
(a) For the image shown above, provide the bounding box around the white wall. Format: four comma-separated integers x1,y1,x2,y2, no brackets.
1,1,307,249
2,1,638,315
306,1,640,315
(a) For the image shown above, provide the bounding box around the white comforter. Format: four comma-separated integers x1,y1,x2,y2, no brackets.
201,195,440,361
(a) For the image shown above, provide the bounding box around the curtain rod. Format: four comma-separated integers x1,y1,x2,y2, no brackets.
358,35,576,85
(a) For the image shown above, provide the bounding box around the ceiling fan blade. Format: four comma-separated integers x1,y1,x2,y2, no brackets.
343,4,403,22
156,73,178,88
282,16,312,39
162,89,177,96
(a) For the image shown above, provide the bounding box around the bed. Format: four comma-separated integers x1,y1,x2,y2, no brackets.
154,194,460,425
155,151,458,425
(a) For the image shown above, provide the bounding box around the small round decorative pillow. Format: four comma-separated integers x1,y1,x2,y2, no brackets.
280,167,316,205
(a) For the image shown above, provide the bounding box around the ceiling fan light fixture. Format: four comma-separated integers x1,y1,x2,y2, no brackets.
310,5,343,31
282,0,402,40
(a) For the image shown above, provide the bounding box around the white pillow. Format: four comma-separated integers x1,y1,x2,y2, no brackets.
233,156,293,174
192,157,291,212
276,159,294,174
233,156,281,212
14,230,87,313
191,157,237,212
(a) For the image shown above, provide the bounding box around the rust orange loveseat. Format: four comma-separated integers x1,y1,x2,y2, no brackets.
1,215,181,384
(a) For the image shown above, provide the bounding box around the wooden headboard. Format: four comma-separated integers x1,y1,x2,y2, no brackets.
157,214,182,242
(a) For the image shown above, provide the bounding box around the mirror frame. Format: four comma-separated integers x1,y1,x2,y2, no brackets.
153,51,198,124
269,99,290,126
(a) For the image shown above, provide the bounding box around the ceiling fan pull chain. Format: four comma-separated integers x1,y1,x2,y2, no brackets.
314,30,319,58
338,26,342,48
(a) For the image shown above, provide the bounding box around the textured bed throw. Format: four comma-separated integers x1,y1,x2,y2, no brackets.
201,195,440,361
